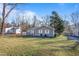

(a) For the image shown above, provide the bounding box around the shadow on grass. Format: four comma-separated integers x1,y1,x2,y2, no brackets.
16,35,55,39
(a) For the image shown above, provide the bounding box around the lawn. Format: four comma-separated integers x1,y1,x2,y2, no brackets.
0,35,79,56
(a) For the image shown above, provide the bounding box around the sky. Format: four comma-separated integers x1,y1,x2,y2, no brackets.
0,3,79,23
15,3,79,16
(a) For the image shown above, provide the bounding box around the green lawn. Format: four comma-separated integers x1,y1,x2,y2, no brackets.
0,35,79,56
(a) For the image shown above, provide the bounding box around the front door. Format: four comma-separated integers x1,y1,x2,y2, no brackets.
44,29,49,37
38,29,49,37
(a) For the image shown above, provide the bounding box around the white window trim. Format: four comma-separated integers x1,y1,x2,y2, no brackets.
45,29,49,34
39,29,42,34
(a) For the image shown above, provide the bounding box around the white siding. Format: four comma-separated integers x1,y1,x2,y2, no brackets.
16,28,21,34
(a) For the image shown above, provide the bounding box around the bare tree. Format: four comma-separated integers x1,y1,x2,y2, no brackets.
71,12,79,27
70,12,79,35
0,17,2,33
70,12,79,49
42,15,50,26
15,14,22,26
62,15,72,35
15,13,30,32
1,3,17,35
63,20,73,35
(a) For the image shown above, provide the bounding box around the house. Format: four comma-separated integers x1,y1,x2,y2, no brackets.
5,26,21,35
4,25,55,37
25,25,55,37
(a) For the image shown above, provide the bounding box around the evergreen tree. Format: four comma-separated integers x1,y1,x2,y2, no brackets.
50,11,64,35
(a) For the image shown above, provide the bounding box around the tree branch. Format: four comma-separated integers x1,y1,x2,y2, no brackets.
4,4,17,19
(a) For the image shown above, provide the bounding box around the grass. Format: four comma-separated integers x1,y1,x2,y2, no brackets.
0,35,79,56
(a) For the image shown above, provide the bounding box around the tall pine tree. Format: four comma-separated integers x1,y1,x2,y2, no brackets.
50,11,64,36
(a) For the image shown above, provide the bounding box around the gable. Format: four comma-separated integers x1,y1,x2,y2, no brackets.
35,26,54,31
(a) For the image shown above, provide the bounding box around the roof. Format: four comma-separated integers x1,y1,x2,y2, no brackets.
27,25,54,30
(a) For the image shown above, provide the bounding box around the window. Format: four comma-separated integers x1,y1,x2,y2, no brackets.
45,30,49,34
39,29,42,33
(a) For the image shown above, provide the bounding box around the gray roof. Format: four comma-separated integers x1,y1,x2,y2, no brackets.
27,25,54,30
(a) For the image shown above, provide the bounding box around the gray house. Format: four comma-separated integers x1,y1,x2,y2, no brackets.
25,26,55,37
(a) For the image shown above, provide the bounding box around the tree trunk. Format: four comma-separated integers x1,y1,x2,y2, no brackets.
1,3,16,35
1,3,6,35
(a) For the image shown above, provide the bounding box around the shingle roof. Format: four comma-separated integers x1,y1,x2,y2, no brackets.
27,25,54,30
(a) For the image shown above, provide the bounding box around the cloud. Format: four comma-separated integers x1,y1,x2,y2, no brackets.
17,10,43,24
0,4,43,24
6,9,43,24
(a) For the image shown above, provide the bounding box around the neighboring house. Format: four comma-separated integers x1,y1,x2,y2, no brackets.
5,27,21,35
25,26,55,37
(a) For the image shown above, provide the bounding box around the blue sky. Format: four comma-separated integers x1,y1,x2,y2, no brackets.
0,3,79,23
15,3,79,16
